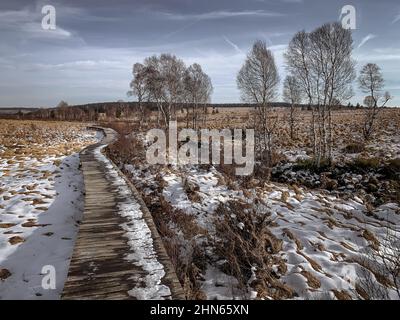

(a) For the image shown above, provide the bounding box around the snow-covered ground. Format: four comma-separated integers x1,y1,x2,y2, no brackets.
0,121,100,299
261,184,399,300
123,162,400,300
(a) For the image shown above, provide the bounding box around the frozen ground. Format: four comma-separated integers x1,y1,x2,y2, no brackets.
0,122,100,299
124,162,400,300
260,184,399,300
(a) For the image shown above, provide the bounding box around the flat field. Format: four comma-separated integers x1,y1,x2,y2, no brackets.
0,120,99,299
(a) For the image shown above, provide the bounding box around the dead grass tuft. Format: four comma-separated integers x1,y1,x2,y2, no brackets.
8,236,25,245
182,177,201,203
146,196,207,300
214,200,293,299
332,289,352,300
0,268,12,280
283,228,303,250
300,270,321,289
362,229,380,251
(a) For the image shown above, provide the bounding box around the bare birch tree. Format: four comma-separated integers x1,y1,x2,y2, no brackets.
310,22,355,164
128,63,149,127
140,54,186,128
237,40,279,166
142,55,164,125
358,63,392,141
183,63,213,129
159,54,186,127
285,31,317,155
283,75,302,140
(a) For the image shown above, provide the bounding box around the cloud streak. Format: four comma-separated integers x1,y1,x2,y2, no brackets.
160,10,285,21
393,12,400,23
0,7,74,40
357,34,376,49
223,36,244,54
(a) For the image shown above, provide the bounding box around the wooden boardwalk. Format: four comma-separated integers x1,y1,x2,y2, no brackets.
62,128,184,300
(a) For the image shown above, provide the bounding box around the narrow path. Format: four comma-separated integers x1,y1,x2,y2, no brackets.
62,128,184,300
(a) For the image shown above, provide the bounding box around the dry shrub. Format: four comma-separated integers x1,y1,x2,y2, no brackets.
355,229,400,300
213,200,294,299
0,268,11,280
269,151,287,167
351,156,381,171
253,164,272,182
381,158,400,180
145,195,207,300
219,161,272,190
344,142,365,154
215,164,241,190
320,172,338,191
100,121,137,136
182,177,201,203
294,158,331,173
107,133,144,165
355,259,390,299
280,191,290,203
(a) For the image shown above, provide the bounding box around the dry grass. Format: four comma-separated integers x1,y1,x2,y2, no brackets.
0,119,96,160
332,289,353,300
0,268,12,280
182,177,201,203
283,228,303,250
300,270,321,289
362,229,380,251
198,107,399,154
214,200,294,299
144,195,208,300
8,236,25,245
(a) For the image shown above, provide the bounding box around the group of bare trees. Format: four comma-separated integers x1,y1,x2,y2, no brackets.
237,21,392,168
237,22,356,166
128,54,213,129
284,22,356,166
126,23,392,167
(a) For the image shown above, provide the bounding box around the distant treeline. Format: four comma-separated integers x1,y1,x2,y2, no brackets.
0,107,39,115
1,101,366,122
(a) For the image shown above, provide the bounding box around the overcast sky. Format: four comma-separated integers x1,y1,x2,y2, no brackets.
1,0,399,107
